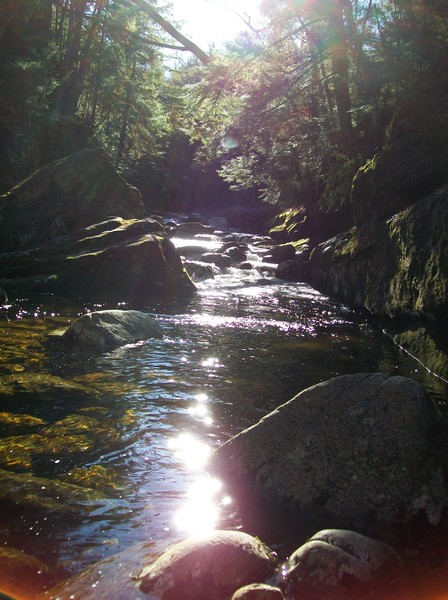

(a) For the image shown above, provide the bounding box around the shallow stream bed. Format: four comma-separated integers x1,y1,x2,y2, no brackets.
0,232,447,597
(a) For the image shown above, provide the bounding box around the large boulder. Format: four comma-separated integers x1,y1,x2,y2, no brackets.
0,147,143,252
137,530,277,599
0,217,196,303
282,529,409,600
63,309,163,351
212,374,448,531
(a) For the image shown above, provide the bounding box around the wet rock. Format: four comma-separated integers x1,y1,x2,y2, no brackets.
0,546,57,599
0,147,143,252
212,373,448,530
200,252,232,269
137,530,277,599
282,529,409,600
232,583,285,599
224,246,248,263
63,309,163,351
174,222,214,237
184,260,216,281
263,243,296,263
275,260,304,282
35,540,165,600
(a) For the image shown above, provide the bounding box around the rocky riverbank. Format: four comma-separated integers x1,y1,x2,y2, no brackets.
34,373,448,600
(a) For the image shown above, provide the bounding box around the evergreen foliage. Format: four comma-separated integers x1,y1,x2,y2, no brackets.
1,0,447,219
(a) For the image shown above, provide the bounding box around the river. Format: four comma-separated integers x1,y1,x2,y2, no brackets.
0,229,447,595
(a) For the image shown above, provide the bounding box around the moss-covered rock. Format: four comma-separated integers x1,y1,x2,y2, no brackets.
309,185,448,319
351,100,448,233
0,221,196,303
0,148,143,252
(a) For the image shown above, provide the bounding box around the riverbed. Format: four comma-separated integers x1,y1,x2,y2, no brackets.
0,230,447,595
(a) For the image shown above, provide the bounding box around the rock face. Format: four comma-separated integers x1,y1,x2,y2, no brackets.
308,185,448,319
63,309,163,351
306,187,448,379
212,373,448,530
137,530,277,600
0,147,143,252
282,529,409,600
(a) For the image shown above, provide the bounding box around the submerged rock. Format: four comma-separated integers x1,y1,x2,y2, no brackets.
282,529,409,600
137,530,277,599
0,468,106,514
0,411,47,435
212,373,448,530
0,372,98,404
63,309,163,351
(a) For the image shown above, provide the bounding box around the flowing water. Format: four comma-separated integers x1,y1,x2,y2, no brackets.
0,231,447,594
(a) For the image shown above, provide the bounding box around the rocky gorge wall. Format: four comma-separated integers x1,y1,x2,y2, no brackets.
303,102,448,381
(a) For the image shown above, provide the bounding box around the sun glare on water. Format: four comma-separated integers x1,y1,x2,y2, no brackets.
168,432,231,535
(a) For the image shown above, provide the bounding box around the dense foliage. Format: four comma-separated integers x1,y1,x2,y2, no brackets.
0,0,184,191
1,0,447,218
183,0,448,213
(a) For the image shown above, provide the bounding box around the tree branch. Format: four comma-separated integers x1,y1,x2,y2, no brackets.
131,0,211,65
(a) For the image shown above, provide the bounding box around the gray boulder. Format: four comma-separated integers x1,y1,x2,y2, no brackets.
201,252,232,269
212,373,448,529
137,530,277,599
282,529,409,600
63,310,163,351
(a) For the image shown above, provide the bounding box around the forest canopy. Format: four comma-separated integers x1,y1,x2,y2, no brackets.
1,0,447,215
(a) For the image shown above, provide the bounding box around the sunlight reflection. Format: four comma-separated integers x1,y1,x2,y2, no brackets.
168,433,211,470
201,357,221,368
174,477,223,536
